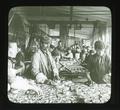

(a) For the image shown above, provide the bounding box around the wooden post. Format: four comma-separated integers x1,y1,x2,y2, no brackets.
60,24,68,48
91,23,96,47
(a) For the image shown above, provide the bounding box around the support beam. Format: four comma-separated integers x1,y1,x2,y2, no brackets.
29,20,98,25
60,24,68,48
8,13,15,26
70,6,73,21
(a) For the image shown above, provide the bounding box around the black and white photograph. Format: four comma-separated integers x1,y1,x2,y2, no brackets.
8,6,111,104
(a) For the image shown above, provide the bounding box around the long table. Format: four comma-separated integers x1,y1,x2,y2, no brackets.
58,59,89,83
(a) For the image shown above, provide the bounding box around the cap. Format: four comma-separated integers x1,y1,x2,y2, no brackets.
94,40,105,50
40,35,51,44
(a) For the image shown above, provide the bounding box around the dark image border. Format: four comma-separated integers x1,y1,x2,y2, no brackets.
0,0,119,110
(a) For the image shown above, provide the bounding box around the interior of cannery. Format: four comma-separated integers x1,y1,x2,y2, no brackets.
8,6,111,103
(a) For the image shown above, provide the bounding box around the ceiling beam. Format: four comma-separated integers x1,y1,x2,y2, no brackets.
70,6,73,21
29,20,98,25
27,16,70,21
70,10,111,12
72,13,111,15
26,16,106,24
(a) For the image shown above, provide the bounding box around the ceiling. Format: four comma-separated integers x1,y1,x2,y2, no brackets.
9,6,111,39
10,6,111,26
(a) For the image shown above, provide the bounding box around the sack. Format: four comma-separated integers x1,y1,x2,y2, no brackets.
8,68,16,83
10,76,30,90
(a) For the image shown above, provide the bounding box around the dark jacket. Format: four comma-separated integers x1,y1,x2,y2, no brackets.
86,53,111,83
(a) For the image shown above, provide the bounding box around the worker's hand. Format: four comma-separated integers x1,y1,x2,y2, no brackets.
89,80,95,85
54,74,60,80
36,73,48,84
86,79,95,86
103,73,111,84
53,68,60,80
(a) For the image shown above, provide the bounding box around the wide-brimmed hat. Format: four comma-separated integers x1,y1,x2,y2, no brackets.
40,35,51,44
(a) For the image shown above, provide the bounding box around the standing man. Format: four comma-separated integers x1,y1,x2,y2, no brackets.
86,40,111,84
31,35,60,84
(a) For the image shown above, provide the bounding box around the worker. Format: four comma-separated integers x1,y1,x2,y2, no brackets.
15,45,25,75
63,48,73,60
71,42,80,58
80,48,87,63
52,40,64,60
8,42,43,94
75,46,81,60
31,35,60,84
86,46,90,53
86,40,111,84
8,42,25,92
84,49,94,64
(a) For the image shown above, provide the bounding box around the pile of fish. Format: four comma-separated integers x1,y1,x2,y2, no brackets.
8,79,111,104
75,83,111,103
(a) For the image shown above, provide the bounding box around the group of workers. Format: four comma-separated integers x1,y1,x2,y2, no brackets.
8,34,111,92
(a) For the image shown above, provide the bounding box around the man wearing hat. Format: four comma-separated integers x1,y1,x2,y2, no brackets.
86,40,111,84
31,35,60,84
